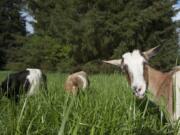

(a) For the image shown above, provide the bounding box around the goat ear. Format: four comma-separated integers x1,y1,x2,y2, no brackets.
143,45,161,60
102,59,122,67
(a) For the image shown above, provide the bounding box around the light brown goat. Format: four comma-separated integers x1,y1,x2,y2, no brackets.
64,71,89,95
103,46,180,122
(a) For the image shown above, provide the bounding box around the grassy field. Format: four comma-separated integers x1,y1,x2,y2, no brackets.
0,71,178,135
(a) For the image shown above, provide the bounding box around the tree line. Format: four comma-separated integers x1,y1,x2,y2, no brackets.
0,0,179,72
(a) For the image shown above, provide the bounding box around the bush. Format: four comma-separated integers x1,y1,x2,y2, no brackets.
19,35,72,71
69,60,121,74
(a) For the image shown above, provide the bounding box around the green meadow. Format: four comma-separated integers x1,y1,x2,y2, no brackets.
0,72,178,135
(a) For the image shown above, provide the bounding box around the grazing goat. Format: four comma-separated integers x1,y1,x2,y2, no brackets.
64,71,89,95
103,46,180,122
0,68,47,102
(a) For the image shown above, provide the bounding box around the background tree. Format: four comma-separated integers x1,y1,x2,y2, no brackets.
112,0,179,71
0,0,177,72
27,0,179,72
20,35,72,71
0,0,26,69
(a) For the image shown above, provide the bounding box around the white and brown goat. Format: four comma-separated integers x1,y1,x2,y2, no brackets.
103,46,180,122
64,71,89,95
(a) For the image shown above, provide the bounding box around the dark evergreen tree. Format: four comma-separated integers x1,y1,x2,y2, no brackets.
0,0,26,69
112,0,179,71
27,0,179,71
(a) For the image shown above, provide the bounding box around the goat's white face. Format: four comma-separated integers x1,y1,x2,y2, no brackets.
122,50,147,98
103,46,160,99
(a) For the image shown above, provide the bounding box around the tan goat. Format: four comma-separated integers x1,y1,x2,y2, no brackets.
64,71,89,95
103,46,180,122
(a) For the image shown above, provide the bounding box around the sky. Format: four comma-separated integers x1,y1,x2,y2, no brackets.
22,1,180,34
20,9,36,34
172,0,180,21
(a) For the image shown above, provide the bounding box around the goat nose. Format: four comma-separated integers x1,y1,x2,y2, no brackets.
132,86,137,91
133,86,141,92
137,88,141,92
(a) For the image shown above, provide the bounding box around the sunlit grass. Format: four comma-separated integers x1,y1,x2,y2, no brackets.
0,72,177,135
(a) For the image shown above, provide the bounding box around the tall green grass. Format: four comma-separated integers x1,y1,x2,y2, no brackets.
0,72,178,135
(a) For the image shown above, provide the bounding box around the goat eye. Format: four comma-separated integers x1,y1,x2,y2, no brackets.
120,64,124,69
122,64,128,72
143,61,148,65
